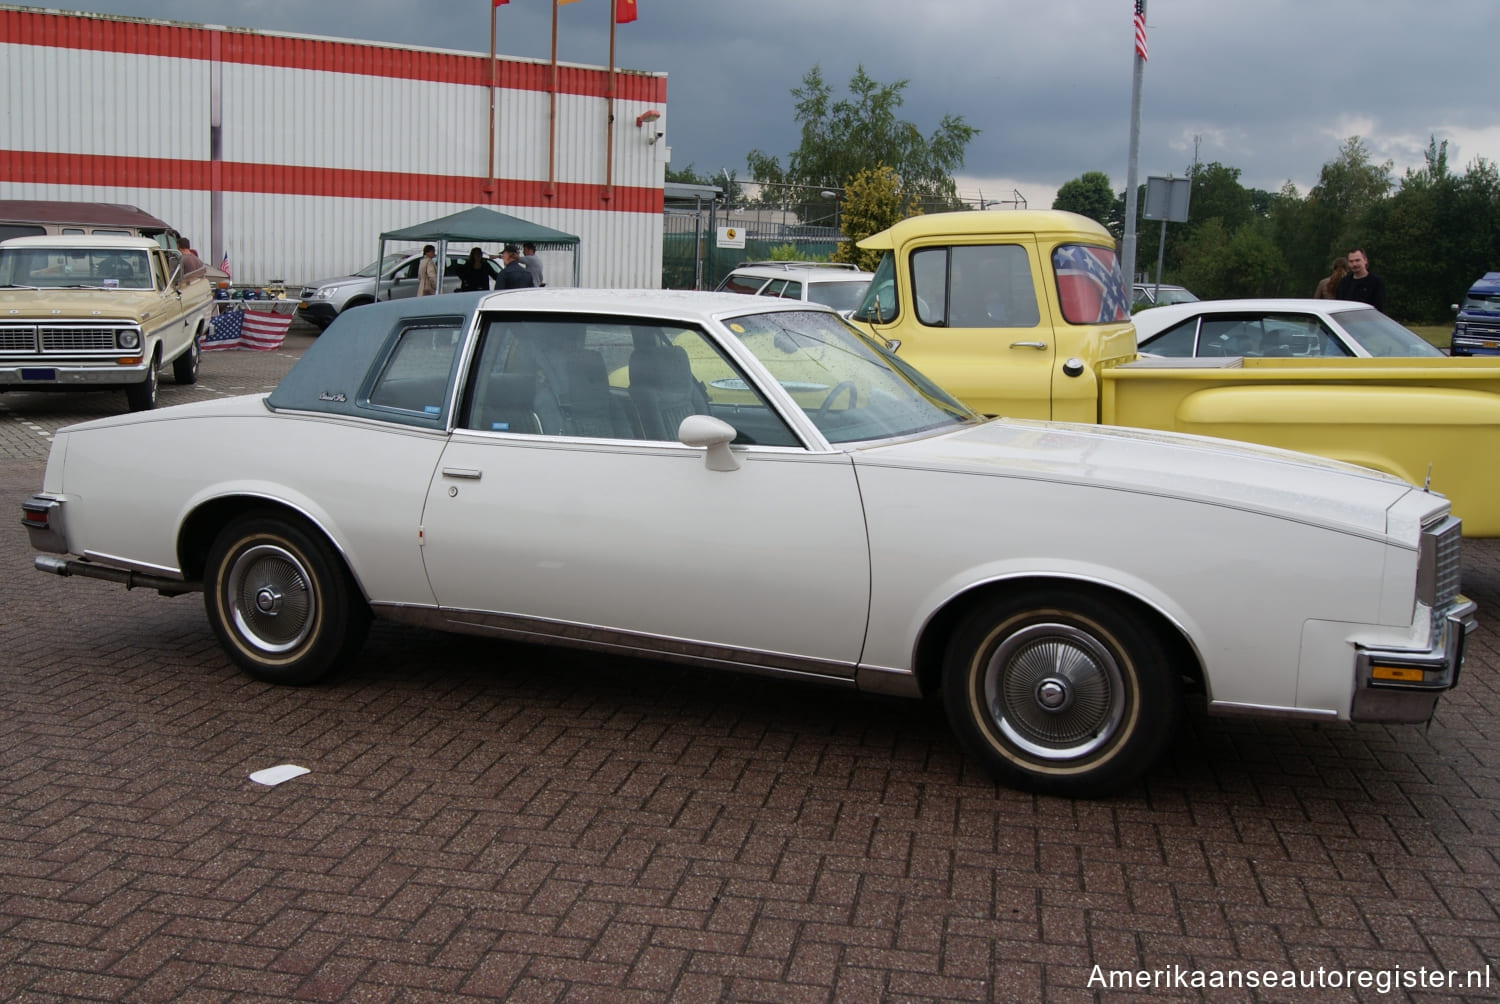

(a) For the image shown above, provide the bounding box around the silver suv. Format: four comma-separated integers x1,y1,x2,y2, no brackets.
296,251,466,330
717,261,873,314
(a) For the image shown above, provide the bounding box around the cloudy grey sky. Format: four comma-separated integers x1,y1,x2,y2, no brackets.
48,0,1500,208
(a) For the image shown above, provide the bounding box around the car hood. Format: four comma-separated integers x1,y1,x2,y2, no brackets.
856,418,1425,538
0,287,165,320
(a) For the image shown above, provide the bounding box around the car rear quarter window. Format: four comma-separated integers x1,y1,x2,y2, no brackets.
1139,317,1199,355
720,273,767,295
365,322,465,418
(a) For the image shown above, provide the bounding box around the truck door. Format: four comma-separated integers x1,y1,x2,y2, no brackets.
907,240,1054,418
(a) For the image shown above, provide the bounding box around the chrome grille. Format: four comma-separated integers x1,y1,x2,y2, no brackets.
0,326,37,351
1419,515,1463,607
39,327,122,352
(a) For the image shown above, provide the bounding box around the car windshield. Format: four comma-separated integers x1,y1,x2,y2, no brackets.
806,279,871,312
353,254,408,278
1154,287,1198,305
850,253,899,324
1336,309,1444,357
723,308,975,443
1462,292,1500,313
0,247,154,290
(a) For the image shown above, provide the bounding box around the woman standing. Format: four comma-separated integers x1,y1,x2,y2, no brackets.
1314,256,1348,299
454,246,498,292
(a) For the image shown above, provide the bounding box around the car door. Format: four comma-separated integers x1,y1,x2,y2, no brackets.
418,313,871,669
906,240,1053,418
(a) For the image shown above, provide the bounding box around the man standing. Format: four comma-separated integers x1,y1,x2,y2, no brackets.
175,237,206,282
497,244,535,289
1335,248,1386,312
417,244,438,296
520,242,545,286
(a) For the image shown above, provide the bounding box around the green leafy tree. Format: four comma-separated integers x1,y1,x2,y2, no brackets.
1052,172,1114,228
831,166,920,272
746,65,977,208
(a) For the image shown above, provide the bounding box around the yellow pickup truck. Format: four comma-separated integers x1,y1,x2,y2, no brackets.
849,210,1500,535
0,234,212,411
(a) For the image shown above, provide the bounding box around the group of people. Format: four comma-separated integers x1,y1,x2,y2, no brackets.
417,242,544,296
1314,248,1385,312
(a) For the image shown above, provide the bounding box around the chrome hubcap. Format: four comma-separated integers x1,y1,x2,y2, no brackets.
983,622,1125,760
226,543,314,654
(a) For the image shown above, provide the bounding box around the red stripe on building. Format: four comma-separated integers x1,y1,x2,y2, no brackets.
0,8,667,102
0,151,663,214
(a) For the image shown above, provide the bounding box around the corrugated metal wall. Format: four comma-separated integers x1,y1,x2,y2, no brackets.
0,7,667,288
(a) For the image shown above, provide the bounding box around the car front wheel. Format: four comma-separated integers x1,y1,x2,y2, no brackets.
204,514,370,684
942,588,1180,797
173,330,201,384
125,354,158,411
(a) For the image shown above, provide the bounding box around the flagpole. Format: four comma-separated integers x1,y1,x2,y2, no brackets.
603,3,617,202
486,2,497,196
1122,0,1146,288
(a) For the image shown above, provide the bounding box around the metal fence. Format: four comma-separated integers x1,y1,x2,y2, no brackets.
663,209,843,291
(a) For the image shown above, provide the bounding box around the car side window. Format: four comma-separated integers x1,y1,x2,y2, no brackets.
1258,313,1348,357
463,315,799,447
1140,317,1199,356
762,279,788,298
365,322,465,416
780,281,802,300
911,245,1040,328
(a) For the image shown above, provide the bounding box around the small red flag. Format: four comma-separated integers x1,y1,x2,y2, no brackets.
616,0,637,23
493,0,508,6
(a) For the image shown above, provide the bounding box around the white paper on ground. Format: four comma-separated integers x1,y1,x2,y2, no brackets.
249,764,310,786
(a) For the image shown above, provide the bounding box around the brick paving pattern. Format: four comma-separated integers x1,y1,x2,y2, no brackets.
2,325,1498,1001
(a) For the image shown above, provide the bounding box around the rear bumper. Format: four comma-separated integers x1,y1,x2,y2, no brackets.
1351,599,1478,723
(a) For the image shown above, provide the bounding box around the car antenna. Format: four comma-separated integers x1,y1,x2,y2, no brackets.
1424,463,1433,492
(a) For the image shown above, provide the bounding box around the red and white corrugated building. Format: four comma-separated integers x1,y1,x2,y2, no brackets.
0,4,669,286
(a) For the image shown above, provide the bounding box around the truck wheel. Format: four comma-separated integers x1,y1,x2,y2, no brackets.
173,330,201,384
203,514,370,685
941,588,1180,797
125,355,159,411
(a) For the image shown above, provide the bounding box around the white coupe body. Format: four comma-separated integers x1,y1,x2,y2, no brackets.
24,289,1476,795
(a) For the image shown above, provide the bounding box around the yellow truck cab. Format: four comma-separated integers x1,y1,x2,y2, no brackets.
849,210,1500,536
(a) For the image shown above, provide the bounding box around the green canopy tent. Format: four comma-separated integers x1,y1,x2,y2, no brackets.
378,206,580,288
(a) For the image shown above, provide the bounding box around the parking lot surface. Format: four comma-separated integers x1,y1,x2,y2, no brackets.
2,325,1499,1001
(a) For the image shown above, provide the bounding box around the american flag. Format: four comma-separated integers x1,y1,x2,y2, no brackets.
1053,245,1132,324
219,252,231,278
1133,1,1148,61
203,308,293,351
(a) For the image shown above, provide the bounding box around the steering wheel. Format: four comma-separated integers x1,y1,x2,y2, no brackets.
816,380,858,414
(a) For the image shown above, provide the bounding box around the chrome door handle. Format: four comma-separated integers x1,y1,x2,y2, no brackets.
1010,341,1048,350
441,468,482,480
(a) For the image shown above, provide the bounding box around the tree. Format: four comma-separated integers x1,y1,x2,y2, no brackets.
831,166,920,272
1052,172,1114,227
746,65,977,209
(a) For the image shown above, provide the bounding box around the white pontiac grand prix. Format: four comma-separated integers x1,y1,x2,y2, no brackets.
22,289,1477,795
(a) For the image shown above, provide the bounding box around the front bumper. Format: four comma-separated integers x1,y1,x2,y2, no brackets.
1351,599,1478,723
296,301,337,327
0,358,151,389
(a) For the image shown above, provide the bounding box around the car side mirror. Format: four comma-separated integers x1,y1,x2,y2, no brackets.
677,414,740,471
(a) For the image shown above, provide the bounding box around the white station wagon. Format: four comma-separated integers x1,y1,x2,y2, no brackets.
22,290,1476,795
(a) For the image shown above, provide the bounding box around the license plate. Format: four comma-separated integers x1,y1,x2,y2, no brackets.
21,368,56,381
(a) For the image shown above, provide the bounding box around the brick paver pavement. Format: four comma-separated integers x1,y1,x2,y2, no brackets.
2,325,1498,1001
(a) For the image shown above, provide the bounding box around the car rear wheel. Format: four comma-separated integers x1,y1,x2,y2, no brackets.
204,515,370,684
173,330,200,384
125,354,158,411
942,588,1179,796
